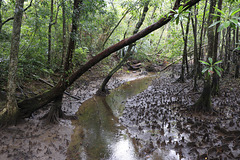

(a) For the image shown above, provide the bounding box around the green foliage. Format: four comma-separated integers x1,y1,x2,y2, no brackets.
209,7,240,32
73,47,89,66
199,58,223,77
170,5,191,25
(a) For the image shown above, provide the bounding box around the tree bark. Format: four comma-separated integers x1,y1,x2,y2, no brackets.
191,5,198,91
61,0,67,67
192,0,216,112
18,0,201,118
43,0,83,123
212,0,222,95
178,13,190,83
64,0,83,75
224,27,230,73
48,0,54,66
1,0,24,126
235,13,239,78
198,0,208,78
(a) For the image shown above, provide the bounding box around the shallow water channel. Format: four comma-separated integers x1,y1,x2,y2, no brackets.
67,76,153,160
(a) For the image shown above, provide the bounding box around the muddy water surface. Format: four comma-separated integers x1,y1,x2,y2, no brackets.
67,77,153,160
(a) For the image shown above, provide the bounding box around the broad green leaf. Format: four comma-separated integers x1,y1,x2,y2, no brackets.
202,67,209,74
209,21,221,28
213,60,222,65
223,21,231,28
211,13,222,18
199,60,210,65
214,7,226,16
230,8,240,16
215,65,224,71
230,19,239,25
217,23,225,32
170,9,176,13
214,68,221,77
178,6,183,12
208,57,213,64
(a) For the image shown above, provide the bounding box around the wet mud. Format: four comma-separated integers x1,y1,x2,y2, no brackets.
0,70,240,160
120,73,240,159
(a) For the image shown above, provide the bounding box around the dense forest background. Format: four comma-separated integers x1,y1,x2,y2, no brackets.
0,0,239,125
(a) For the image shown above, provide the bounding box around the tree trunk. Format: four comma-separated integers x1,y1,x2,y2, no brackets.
48,0,54,66
0,0,24,126
64,0,83,75
98,0,150,94
0,0,33,34
61,0,67,67
178,13,190,83
198,0,208,79
191,5,198,91
224,27,231,73
17,0,201,118
212,0,222,95
192,75,212,112
193,0,216,112
42,0,83,123
235,14,239,78
97,46,133,95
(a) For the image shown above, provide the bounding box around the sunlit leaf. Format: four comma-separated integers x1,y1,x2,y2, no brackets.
217,23,225,32
230,8,240,16
215,65,224,71
213,60,222,65
202,67,209,74
209,21,221,28
199,60,210,65
223,21,231,28
208,57,213,64
214,7,226,16
214,68,221,77
230,19,239,25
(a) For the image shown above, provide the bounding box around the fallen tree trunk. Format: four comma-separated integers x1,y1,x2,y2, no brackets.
18,0,201,118
33,74,81,100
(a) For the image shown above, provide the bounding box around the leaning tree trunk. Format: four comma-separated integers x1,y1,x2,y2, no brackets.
0,0,24,126
192,0,216,112
17,0,201,118
42,0,83,123
212,0,222,95
98,0,150,94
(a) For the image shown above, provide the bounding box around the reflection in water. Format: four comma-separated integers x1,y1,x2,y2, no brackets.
67,76,153,160
109,134,137,160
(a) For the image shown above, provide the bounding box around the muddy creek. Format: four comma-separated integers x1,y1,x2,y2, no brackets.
67,76,153,160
